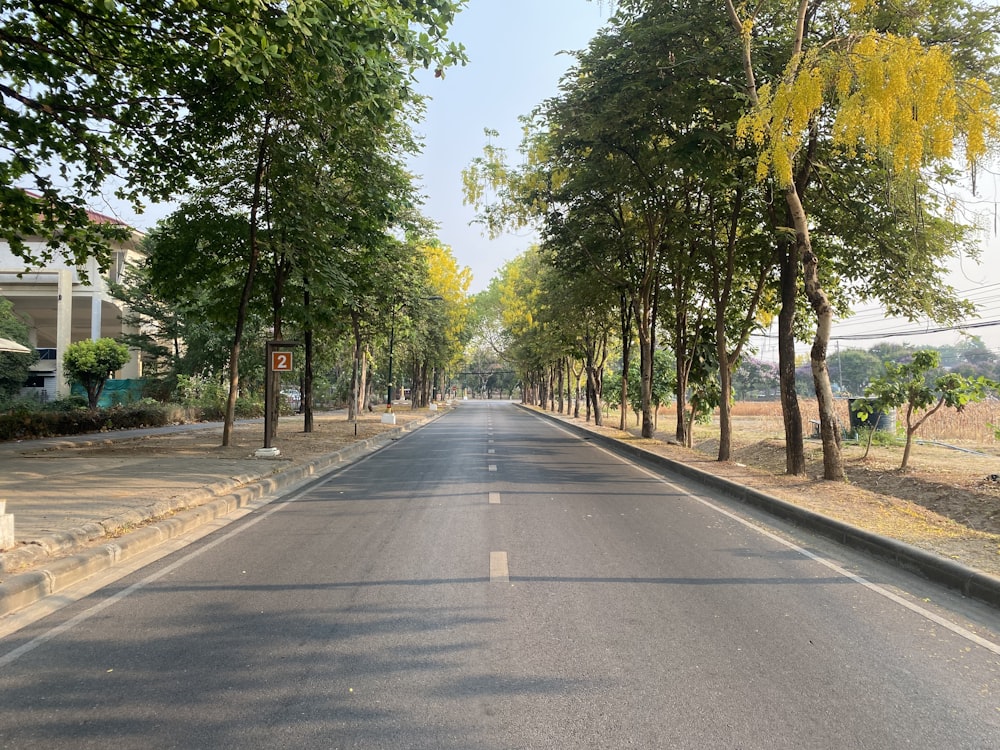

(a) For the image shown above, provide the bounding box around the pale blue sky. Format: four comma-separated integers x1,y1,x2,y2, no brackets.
104,1,609,293
410,0,610,292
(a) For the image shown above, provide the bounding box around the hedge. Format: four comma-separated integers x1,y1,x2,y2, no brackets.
0,403,172,442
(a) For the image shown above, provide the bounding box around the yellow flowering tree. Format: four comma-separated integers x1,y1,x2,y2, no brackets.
417,241,473,403
727,0,999,480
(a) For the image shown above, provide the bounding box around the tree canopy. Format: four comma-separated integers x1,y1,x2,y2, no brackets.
0,0,465,269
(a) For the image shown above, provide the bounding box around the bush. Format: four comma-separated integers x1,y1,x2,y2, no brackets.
0,402,172,441
40,395,89,412
235,397,264,419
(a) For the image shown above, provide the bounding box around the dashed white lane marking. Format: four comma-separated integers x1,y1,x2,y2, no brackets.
488,464,497,472
490,551,509,582
489,492,501,505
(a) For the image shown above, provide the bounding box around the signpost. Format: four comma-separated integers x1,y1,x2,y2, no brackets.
256,340,298,458
271,349,293,373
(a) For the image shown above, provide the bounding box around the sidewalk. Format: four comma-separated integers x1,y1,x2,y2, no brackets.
0,411,436,614
0,420,250,542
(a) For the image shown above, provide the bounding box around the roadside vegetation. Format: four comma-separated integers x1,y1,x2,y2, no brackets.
2,0,999,481
464,0,1000,482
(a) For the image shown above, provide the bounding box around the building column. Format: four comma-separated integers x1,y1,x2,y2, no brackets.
90,293,102,340
121,316,142,379
55,269,72,398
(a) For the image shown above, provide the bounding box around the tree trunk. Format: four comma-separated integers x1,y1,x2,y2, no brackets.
420,361,430,407
619,294,633,431
777,237,806,475
557,359,565,414
788,184,844,480
223,115,270,447
634,293,655,438
348,311,362,422
587,328,607,427
573,360,583,418
302,280,313,433
717,335,733,461
587,365,604,427
686,398,698,448
675,346,688,444
358,344,375,412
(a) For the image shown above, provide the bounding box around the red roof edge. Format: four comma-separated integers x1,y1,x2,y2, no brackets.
20,189,132,228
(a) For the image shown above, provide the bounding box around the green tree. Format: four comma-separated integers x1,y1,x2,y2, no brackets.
63,338,131,409
212,3,464,446
863,350,996,470
733,357,780,401
832,348,884,396
725,0,999,479
952,337,999,379
0,1,466,272
868,342,918,366
1,0,215,268
626,348,675,429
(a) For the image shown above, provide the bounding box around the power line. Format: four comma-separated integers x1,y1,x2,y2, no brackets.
831,318,1000,341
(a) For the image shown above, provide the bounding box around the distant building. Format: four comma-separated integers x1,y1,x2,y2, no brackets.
0,196,144,401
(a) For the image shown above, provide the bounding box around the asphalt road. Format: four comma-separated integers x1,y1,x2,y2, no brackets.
1,401,999,749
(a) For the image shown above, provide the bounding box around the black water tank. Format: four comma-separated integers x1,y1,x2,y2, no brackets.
847,398,896,433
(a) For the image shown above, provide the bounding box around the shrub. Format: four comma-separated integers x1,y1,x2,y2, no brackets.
0,402,172,441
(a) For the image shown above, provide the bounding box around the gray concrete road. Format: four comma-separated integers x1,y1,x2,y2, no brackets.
0,402,998,748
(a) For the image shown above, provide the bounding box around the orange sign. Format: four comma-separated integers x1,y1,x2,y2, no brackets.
271,351,293,371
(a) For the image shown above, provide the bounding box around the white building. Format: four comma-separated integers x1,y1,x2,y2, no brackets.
0,204,145,401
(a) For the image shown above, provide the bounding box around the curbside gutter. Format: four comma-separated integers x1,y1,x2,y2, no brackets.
521,404,1000,609
0,414,439,617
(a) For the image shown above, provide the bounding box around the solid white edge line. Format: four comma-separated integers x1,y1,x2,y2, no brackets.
534,413,1000,657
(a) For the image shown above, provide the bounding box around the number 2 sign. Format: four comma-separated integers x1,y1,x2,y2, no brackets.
271,351,293,371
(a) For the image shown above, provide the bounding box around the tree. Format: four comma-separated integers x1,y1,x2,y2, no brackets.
828,348,883,396
136,2,464,445
141,199,270,381
863,350,996,470
0,1,466,271
63,338,131,409
1,0,211,268
733,357,780,401
725,0,999,479
625,348,675,429
417,242,473,404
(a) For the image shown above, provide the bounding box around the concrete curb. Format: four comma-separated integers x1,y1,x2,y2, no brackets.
521,404,1000,609
0,414,438,616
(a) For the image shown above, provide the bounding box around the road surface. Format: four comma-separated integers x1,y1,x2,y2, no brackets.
1,401,998,748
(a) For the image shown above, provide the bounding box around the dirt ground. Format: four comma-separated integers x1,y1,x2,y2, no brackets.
70,410,432,463
37,405,1000,580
